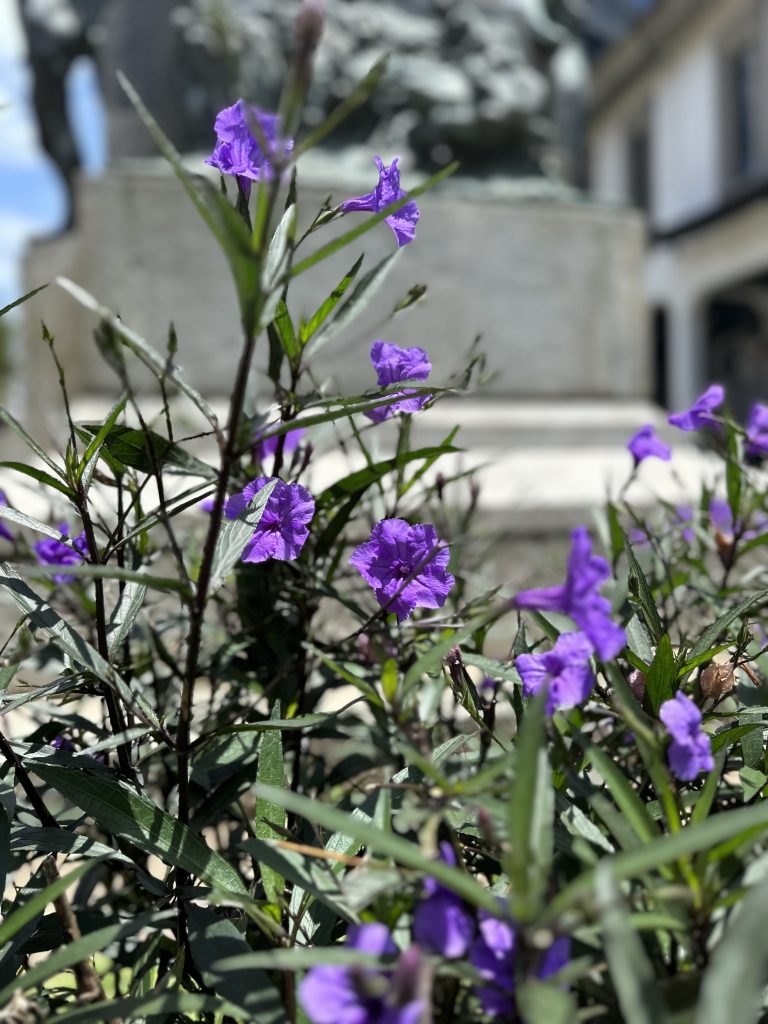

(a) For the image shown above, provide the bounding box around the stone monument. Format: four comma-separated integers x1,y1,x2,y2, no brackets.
16,0,664,535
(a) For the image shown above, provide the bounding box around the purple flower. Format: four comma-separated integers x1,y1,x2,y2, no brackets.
299,924,424,1024
340,157,420,246
659,691,714,781
413,842,475,958
34,524,88,584
253,425,306,464
365,342,431,424
673,505,695,543
628,425,672,464
515,527,626,661
205,100,293,193
0,491,13,542
470,914,570,1018
745,403,768,460
225,477,314,563
515,632,595,716
52,735,77,753
668,384,724,432
350,518,454,622
200,497,216,513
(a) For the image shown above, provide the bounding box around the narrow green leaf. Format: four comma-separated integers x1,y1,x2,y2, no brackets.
586,745,661,844
187,904,284,1022
304,250,401,358
695,874,768,1024
544,798,768,923
76,392,128,488
254,702,286,904
0,282,48,318
595,862,670,1024
32,760,248,895
0,910,173,1006
250,784,498,912
517,980,578,1024
0,858,96,947
262,203,296,291
625,540,664,642
0,407,65,478
507,689,550,920
688,589,768,660
0,562,161,726
0,461,72,497
106,578,147,659
57,277,219,429
49,991,247,1024
645,634,676,715
300,254,364,345
77,422,214,478
209,479,276,591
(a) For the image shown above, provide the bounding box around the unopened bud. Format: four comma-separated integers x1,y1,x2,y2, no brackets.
715,530,734,568
295,0,325,63
628,668,646,701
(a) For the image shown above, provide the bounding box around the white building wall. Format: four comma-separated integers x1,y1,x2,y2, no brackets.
650,45,721,231
590,126,629,205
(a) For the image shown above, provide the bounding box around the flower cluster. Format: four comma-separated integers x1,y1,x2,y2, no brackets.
300,924,424,1024
365,341,432,424
206,100,293,192
34,525,88,584
350,518,454,622
225,477,315,563
659,691,714,781
341,156,420,247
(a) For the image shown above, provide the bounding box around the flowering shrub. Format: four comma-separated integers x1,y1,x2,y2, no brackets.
4,8,768,1024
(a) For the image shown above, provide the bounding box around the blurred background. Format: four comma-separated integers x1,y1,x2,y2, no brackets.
1,0,763,547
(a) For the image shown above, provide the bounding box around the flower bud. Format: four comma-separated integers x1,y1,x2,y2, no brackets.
700,663,735,701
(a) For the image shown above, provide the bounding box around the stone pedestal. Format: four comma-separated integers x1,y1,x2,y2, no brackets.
20,162,647,420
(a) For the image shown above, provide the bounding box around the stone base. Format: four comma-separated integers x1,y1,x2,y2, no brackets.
20,161,647,422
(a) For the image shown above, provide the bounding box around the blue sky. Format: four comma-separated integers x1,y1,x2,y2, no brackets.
0,3,106,310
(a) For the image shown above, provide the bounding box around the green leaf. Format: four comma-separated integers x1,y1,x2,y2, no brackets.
517,980,578,1024
291,161,458,278
625,540,664,642
250,784,499,912
48,991,247,1024
0,858,97,948
76,392,128,488
300,254,364,345
595,862,670,1024
695,874,768,1024
0,910,173,1006
0,507,73,542
187,904,284,1022
0,282,48,318
304,250,401,358
76,422,214,478
262,203,296,292
645,634,676,715
209,479,276,591
625,614,654,667
585,745,661,844
106,578,148,659
57,277,219,429
31,760,248,895
0,460,72,497
254,702,286,904
688,589,768,660
507,689,550,920
0,562,161,726
544,797,768,923
0,407,65,478
318,445,460,508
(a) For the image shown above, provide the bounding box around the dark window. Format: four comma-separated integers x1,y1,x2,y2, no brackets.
627,117,651,210
724,40,759,183
652,307,668,409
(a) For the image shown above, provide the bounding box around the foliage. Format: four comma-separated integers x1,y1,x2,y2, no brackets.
3,8,768,1024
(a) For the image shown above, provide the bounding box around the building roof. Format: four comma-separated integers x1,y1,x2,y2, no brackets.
590,0,717,114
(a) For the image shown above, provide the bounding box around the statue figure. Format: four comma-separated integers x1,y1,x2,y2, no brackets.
18,0,111,225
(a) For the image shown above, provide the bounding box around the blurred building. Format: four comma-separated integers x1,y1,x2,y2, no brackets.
588,0,768,420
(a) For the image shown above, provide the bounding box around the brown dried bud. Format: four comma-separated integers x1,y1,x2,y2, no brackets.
715,530,734,568
628,668,646,701
700,663,735,701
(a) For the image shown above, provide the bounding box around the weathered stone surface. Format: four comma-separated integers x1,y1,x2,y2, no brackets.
20,162,647,411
